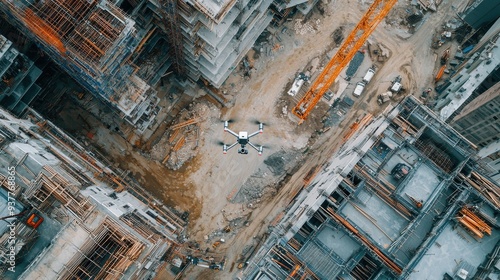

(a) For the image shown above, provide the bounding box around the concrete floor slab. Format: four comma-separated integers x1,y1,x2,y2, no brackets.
399,163,440,205
341,189,408,248
316,225,361,261
408,225,500,279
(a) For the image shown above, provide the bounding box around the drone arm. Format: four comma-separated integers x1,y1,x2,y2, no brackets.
224,128,239,138
224,141,239,153
248,142,263,155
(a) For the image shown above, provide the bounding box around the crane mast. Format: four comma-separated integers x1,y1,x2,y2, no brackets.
292,0,398,122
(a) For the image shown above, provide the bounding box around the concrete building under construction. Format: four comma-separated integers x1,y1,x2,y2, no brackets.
434,16,500,187
0,107,185,279
123,0,318,88
0,0,164,133
243,96,500,279
0,0,318,133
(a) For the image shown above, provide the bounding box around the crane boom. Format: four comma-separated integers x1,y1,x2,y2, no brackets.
292,0,398,122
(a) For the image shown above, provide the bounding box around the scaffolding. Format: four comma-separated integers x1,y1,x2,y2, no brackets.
59,217,145,279
24,166,95,220
0,0,160,130
158,0,185,75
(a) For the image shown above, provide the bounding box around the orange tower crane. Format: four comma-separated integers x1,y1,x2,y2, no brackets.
292,0,398,122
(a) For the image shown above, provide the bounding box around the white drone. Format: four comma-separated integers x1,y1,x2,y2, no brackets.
222,121,264,155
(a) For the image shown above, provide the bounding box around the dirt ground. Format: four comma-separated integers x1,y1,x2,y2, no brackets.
42,0,470,279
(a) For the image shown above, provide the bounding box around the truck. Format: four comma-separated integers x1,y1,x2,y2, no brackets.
287,71,310,96
390,75,404,93
187,256,225,270
353,81,366,97
362,67,376,83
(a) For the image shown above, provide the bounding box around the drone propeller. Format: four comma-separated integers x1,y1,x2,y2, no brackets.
215,140,225,146
221,118,237,124
249,118,269,127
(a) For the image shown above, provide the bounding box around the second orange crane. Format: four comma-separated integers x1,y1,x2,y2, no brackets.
292,0,398,122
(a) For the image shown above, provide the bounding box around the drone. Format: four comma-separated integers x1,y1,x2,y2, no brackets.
222,121,264,155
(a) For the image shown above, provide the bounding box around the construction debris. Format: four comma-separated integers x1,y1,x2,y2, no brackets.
150,101,220,170
294,19,321,35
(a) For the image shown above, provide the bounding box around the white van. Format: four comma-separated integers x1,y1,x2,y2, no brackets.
363,68,375,83
353,82,366,97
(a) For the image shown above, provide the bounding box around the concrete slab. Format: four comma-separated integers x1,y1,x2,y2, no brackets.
408,225,500,279
341,189,408,248
316,225,361,261
399,163,440,205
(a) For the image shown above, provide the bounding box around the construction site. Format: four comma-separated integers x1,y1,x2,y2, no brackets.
0,0,498,279
244,96,499,279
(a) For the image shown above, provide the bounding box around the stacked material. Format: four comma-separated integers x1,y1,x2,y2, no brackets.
456,206,493,238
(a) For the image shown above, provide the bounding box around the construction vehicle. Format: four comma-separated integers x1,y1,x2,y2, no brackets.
440,48,450,65
287,71,310,96
389,75,404,93
353,81,366,97
377,91,393,105
186,256,225,270
212,238,225,249
421,88,432,101
391,163,411,180
292,0,398,122
362,67,376,83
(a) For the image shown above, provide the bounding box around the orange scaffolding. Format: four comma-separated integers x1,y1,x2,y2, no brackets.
23,9,66,54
